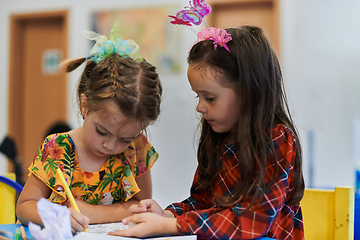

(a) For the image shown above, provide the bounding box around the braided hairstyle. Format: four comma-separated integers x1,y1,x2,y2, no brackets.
64,54,162,129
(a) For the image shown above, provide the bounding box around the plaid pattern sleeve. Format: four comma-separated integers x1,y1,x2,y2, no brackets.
166,124,304,240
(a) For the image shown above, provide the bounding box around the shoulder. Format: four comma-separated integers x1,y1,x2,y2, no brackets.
127,133,157,155
268,124,298,165
124,133,158,176
271,124,295,138
130,133,150,147
43,132,73,148
38,133,74,160
30,132,74,184
270,124,297,147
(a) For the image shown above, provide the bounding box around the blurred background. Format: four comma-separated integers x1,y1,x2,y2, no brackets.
0,0,360,210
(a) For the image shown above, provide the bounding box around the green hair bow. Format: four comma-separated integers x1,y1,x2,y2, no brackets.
83,20,143,64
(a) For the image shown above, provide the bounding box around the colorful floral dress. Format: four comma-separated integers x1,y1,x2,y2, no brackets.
29,132,158,205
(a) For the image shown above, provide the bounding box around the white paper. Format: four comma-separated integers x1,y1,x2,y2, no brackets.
28,198,73,240
87,222,132,235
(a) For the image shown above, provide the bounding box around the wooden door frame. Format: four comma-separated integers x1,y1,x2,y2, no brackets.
7,10,68,172
207,0,280,53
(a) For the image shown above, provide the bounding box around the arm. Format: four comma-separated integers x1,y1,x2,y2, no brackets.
16,174,90,232
16,174,52,226
132,169,152,201
70,170,153,224
109,212,178,238
108,198,178,238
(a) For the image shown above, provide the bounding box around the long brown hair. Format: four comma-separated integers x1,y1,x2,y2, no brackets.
188,26,304,208
64,54,162,129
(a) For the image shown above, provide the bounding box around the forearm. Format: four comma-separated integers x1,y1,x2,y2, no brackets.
163,216,178,235
79,199,140,224
16,200,43,227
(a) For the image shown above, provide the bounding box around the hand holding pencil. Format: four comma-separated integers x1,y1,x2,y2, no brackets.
56,168,89,232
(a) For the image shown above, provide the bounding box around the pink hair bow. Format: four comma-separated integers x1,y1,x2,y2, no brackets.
197,27,232,52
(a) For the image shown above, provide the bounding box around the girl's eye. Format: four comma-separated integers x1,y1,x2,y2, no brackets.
120,139,132,144
96,127,107,136
195,95,214,101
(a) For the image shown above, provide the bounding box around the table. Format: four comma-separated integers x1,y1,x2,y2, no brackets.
0,223,279,240
0,223,32,240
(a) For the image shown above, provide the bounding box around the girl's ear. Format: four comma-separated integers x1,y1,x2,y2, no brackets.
80,93,88,118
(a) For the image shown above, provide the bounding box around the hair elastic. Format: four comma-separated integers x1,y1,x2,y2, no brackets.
196,27,232,52
83,20,143,64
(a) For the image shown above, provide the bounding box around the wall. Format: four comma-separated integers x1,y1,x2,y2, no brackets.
281,0,360,188
0,0,359,209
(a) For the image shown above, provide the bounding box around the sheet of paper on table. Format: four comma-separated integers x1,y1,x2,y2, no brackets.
87,221,132,235
73,222,197,240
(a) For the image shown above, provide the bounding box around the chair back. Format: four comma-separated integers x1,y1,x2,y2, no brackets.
0,173,23,224
301,186,355,240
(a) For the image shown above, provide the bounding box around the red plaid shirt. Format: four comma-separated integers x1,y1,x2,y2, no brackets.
166,124,304,240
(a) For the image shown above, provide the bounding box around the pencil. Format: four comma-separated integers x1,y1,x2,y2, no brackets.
56,168,88,232
20,226,27,240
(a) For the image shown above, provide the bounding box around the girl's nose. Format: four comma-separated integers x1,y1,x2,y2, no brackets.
103,138,116,151
196,99,206,113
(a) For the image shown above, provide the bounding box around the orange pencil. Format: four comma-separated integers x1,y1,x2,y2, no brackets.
56,168,88,232
20,226,27,240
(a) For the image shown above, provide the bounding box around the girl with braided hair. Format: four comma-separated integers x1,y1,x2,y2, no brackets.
16,22,162,233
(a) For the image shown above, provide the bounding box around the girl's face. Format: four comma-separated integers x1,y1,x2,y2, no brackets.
187,64,240,134
81,97,142,160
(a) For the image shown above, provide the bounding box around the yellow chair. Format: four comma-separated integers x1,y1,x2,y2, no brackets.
0,173,21,224
301,186,355,240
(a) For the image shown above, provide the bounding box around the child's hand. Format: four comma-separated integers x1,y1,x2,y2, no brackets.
68,207,90,233
63,199,90,233
108,212,177,238
128,199,164,216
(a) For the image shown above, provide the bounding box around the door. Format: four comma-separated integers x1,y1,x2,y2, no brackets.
8,11,68,181
208,0,280,54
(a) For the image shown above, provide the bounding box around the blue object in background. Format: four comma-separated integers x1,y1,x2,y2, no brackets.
0,175,23,193
356,170,360,193
355,192,360,240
